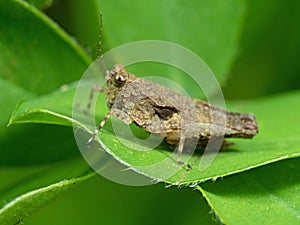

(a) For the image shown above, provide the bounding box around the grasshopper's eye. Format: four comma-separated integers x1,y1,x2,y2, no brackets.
115,74,126,82
111,64,128,87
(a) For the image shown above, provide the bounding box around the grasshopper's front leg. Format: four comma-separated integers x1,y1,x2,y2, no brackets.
86,107,133,146
86,109,114,146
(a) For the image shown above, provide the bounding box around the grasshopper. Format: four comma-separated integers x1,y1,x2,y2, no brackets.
86,64,258,167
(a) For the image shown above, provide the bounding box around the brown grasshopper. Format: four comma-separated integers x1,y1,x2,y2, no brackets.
86,64,258,167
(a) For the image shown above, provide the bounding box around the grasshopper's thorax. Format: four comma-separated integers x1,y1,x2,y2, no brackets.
104,64,136,108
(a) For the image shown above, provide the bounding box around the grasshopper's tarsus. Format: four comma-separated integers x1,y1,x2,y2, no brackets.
177,160,192,171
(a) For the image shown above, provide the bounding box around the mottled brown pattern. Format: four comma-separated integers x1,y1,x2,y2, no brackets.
86,64,259,168
87,63,259,167
101,64,258,148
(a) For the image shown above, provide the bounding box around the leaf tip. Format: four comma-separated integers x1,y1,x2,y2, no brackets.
7,120,12,127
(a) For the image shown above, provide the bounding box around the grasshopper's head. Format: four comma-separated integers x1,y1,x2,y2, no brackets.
106,64,129,88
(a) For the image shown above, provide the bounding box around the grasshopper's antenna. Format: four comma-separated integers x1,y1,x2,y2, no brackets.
97,11,108,73
97,11,103,58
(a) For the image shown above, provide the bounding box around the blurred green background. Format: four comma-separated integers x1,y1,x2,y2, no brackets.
1,0,300,224
224,0,300,98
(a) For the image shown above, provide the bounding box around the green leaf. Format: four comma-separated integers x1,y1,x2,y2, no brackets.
0,79,79,166
8,83,79,127
0,79,79,165
198,158,300,225
0,0,92,165
24,176,218,225
9,83,300,184
25,0,53,10
0,158,95,225
45,0,100,58
0,0,91,94
100,0,246,87
0,79,32,128
0,178,85,225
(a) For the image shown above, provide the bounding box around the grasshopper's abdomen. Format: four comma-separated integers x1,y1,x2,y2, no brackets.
224,111,258,138
194,99,258,139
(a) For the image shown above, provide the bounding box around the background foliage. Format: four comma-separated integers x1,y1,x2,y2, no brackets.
0,0,299,224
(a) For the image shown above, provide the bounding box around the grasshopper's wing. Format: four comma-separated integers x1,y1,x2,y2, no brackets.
130,96,180,134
